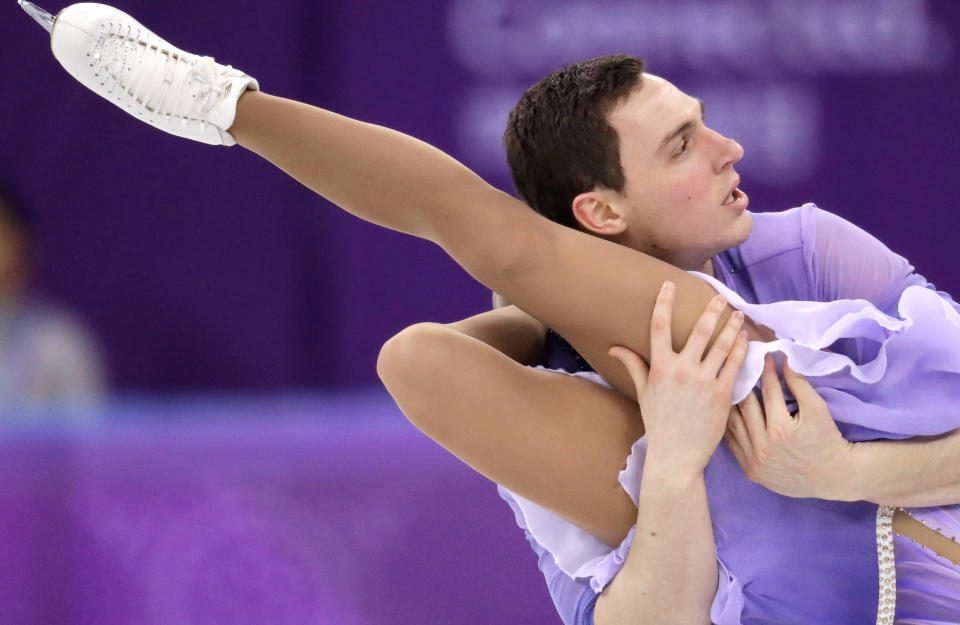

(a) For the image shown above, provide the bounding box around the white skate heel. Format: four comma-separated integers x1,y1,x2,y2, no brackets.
21,1,259,146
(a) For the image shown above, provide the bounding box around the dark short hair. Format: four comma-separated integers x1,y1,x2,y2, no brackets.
504,55,645,230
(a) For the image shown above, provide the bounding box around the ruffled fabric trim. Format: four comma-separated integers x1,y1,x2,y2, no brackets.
693,273,960,438
712,554,746,624
497,368,631,585
588,525,636,593
498,483,744,619
501,280,960,617
497,484,617,582
692,271,910,401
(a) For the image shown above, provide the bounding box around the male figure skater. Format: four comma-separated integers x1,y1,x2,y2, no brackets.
379,54,960,622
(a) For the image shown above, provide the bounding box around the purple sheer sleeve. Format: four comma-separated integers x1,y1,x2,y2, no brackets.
808,206,932,312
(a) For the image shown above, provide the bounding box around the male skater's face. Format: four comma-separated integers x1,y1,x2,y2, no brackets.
604,74,752,271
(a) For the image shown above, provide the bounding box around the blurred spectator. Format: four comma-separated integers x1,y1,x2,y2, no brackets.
0,177,106,412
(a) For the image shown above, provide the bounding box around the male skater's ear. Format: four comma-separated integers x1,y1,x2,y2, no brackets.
571,192,628,236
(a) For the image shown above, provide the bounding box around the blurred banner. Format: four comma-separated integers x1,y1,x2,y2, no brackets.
4,0,959,390
0,394,559,625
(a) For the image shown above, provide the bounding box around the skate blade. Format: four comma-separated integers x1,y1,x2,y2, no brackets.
19,0,56,33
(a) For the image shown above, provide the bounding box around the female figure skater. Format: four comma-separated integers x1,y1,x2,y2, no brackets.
24,2,960,622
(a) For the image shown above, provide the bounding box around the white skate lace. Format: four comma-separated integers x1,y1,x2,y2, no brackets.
89,23,231,121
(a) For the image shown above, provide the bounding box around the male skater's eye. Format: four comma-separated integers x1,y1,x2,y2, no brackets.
675,137,690,157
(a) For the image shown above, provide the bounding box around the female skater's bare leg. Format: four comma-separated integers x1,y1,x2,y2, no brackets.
230,92,769,398
382,309,960,566
38,5,765,399
381,318,642,547
378,277,746,548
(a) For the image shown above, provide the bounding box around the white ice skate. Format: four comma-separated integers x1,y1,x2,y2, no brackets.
20,1,259,145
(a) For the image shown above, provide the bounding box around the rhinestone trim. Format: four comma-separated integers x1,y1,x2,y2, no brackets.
876,505,896,625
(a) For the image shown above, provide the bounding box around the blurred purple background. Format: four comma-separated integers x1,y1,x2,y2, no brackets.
5,0,959,392
0,396,564,625
4,1,960,624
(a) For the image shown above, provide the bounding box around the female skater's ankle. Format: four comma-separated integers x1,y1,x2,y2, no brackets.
228,90,267,144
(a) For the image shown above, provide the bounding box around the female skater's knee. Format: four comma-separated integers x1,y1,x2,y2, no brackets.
377,323,456,413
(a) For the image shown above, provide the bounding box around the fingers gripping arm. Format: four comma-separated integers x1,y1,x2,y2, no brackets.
597,284,748,625
378,288,745,624
725,357,960,506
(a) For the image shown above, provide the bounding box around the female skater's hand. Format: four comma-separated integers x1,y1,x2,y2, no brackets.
724,355,855,500
609,281,749,475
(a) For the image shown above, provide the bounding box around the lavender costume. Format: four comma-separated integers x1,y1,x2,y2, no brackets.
499,205,960,624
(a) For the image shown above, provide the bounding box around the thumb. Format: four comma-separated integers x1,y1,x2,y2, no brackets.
608,346,650,395
782,358,828,419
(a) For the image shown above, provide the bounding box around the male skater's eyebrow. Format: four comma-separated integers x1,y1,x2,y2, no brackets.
658,98,706,154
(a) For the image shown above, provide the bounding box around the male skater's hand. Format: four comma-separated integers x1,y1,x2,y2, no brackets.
609,281,749,474
724,355,855,500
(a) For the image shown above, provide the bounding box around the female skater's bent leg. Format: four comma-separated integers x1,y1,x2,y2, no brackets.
378,287,747,546
377,320,642,547
230,92,769,398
